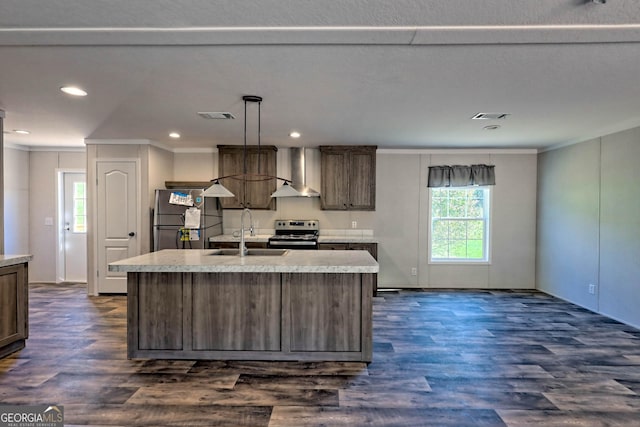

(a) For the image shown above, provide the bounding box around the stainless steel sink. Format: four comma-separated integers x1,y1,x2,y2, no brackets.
208,248,289,256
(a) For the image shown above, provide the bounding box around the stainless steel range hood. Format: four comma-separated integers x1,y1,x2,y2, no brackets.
272,147,320,197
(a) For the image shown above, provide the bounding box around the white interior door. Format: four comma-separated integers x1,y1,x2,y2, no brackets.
97,161,138,293
61,172,87,282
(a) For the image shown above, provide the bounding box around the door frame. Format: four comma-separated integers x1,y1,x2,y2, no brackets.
90,158,141,295
56,168,86,283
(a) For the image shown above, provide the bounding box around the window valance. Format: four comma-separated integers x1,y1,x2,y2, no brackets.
427,164,495,188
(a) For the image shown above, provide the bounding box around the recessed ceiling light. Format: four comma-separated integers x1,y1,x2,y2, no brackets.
169,132,181,139
483,125,501,131
289,131,301,139
60,86,88,97
13,129,30,135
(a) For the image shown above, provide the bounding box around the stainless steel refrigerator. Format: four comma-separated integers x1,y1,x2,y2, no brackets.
152,189,222,251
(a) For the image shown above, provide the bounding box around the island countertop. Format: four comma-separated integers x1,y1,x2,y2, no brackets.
109,249,378,274
0,254,33,268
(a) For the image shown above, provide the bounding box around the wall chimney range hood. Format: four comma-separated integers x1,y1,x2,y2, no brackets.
271,147,320,198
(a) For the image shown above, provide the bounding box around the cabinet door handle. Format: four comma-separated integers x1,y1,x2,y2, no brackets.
128,232,136,237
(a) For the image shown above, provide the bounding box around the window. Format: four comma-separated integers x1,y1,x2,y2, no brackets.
430,187,490,262
73,182,87,233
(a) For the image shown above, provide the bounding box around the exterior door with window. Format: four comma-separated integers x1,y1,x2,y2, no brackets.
62,172,87,282
96,161,138,293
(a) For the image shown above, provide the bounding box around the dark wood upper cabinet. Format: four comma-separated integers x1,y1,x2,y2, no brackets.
217,145,277,210
319,145,377,210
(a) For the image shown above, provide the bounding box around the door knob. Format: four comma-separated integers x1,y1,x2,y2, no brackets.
128,232,135,237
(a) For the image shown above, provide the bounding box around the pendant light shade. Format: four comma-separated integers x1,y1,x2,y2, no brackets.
203,179,235,198
270,181,301,198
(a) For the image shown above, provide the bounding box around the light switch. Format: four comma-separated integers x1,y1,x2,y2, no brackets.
44,217,54,226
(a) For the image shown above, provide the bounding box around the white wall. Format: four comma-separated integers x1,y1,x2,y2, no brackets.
599,128,640,327
28,150,86,282
537,140,600,310
148,145,175,249
375,153,422,287
174,148,538,289
414,152,537,289
4,146,30,255
537,127,640,328
173,151,217,181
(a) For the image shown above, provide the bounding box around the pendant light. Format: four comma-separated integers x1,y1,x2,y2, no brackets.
202,179,235,198
270,181,301,197
204,95,294,198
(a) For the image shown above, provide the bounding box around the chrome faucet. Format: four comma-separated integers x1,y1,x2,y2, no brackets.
239,208,254,257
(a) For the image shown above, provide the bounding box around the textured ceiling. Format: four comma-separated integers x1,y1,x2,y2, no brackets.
1,0,640,150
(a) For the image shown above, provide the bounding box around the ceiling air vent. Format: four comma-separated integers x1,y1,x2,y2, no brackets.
197,112,235,120
471,113,510,120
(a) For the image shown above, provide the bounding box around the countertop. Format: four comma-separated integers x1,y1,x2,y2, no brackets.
0,254,33,268
109,249,379,274
209,234,379,244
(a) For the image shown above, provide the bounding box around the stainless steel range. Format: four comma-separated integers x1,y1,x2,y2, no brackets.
268,219,319,250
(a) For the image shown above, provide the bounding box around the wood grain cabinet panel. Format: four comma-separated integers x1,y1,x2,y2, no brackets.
318,243,378,296
127,270,373,361
319,150,349,209
0,263,28,359
288,273,362,352
218,145,278,210
137,272,183,350
320,146,376,211
192,273,281,351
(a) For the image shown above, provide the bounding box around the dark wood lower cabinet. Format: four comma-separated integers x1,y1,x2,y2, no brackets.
136,273,183,351
192,273,281,351
289,273,362,352
318,243,378,296
0,263,28,359
127,271,373,362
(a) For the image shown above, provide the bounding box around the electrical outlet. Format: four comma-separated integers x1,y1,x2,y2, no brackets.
351,221,357,229
411,267,417,276
588,284,596,294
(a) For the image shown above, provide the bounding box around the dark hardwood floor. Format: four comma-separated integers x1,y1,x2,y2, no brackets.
1,283,639,426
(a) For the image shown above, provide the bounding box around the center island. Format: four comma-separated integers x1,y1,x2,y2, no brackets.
109,249,378,362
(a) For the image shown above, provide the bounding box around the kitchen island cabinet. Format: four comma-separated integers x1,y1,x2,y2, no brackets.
320,145,377,211
0,255,32,359
109,249,377,362
319,242,378,296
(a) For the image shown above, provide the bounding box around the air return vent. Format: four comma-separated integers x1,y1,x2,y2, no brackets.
197,112,235,120
471,113,510,120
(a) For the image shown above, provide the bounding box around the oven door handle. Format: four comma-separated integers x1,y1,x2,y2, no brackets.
268,240,318,247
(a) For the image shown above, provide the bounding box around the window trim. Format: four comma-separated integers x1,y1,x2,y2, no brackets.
428,186,492,265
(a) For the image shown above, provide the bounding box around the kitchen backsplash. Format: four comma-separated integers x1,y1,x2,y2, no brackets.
221,227,374,237
220,196,376,236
